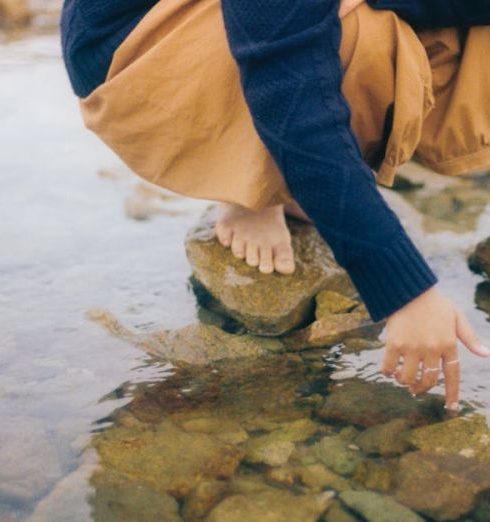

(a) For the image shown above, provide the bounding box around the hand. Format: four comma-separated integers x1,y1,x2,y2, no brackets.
382,286,490,410
339,0,365,18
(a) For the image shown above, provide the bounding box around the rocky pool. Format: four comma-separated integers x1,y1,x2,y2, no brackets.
1,25,490,522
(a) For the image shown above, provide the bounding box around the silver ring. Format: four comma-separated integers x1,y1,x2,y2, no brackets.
443,359,460,366
424,367,440,372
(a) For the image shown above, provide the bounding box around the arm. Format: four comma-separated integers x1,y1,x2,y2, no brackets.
367,0,490,28
220,0,489,406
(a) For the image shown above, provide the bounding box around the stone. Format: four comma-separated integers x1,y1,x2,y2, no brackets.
394,450,490,521
92,420,243,499
0,0,32,28
89,470,182,522
88,310,283,365
342,337,384,354
406,415,490,461
241,419,319,467
0,417,62,506
469,237,490,278
296,464,352,492
282,311,383,350
339,490,423,522
352,460,394,493
185,206,352,336
324,499,360,522
475,281,490,316
179,417,249,445
355,419,411,457
205,488,334,522
315,291,358,318
182,480,228,521
316,378,445,428
311,434,363,477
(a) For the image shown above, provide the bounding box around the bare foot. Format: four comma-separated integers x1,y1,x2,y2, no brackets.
215,203,295,274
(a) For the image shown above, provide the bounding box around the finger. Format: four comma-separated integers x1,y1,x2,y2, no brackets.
381,346,401,377
397,353,420,386
442,344,460,410
455,309,490,357
410,355,441,395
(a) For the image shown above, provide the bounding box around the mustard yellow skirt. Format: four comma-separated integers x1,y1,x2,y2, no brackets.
80,0,490,209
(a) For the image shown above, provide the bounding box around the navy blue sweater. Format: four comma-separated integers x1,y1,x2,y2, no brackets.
60,1,489,321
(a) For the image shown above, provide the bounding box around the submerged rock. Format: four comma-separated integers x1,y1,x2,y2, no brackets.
93,420,243,499
205,488,334,522
475,281,490,316
355,419,411,457
185,207,352,336
469,237,490,278
339,490,423,522
316,379,445,428
241,419,319,467
311,434,363,477
406,414,490,461
88,310,283,365
394,450,490,521
182,480,228,521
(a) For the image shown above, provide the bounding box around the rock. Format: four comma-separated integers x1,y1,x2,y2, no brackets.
406,415,490,461
394,450,490,521
89,470,183,522
241,419,319,467
0,0,32,28
182,480,228,521
311,434,363,477
315,291,358,318
475,281,490,316
205,488,334,522
339,490,423,522
185,206,352,335
296,464,352,492
355,419,411,457
469,237,490,278
342,337,384,354
282,311,383,350
88,310,284,365
93,420,243,499
352,460,394,493
316,378,445,428
324,499,361,522
179,417,249,445
474,489,490,522
0,417,62,506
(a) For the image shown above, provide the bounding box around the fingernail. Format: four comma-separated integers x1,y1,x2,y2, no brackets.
444,402,460,411
477,345,490,356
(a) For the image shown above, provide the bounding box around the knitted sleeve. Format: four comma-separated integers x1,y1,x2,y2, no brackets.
367,0,490,29
220,0,437,321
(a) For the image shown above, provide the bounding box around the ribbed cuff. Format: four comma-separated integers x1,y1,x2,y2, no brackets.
345,234,438,322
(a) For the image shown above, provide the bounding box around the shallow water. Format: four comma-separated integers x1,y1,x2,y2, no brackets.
1,31,490,521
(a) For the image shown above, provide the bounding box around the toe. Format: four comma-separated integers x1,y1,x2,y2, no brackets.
231,236,246,259
246,243,260,267
273,242,295,274
215,222,233,248
259,246,274,274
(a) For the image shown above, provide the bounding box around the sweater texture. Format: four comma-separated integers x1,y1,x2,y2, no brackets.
59,1,489,321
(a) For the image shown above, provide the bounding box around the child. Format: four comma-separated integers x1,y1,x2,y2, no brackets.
61,0,490,409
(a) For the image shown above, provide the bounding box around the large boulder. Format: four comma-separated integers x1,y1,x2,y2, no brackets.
185,207,353,336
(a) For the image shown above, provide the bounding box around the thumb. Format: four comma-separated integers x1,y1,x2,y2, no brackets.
455,309,490,357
